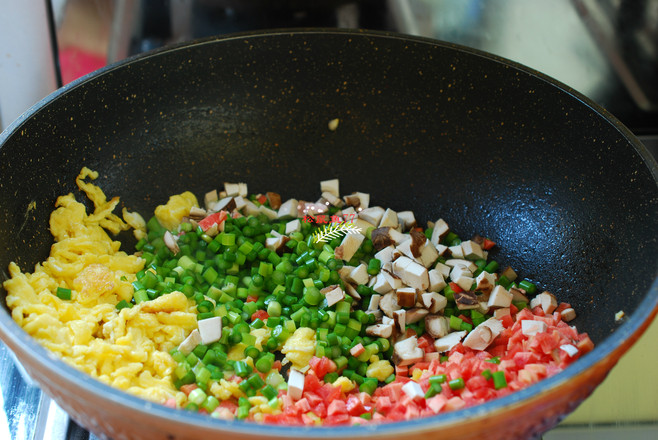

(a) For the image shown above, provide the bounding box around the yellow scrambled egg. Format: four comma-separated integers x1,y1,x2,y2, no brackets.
154,191,198,231
3,168,198,403
281,327,316,370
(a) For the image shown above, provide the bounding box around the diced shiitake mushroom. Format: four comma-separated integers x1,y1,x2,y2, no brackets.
392,256,429,291
397,211,417,231
462,318,503,350
334,232,365,262
393,309,406,332
359,206,385,226
163,230,180,255
421,291,448,314
509,287,529,303
320,179,340,198
405,308,429,324
430,218,450,246
487,285,513,308
428,269,447,293
381,265,403,289
348,264,369,285
434,331,467,353
424,315,450,338
368,294,381,311
278,198,299,219
379,292,401,318
321,285,345,307
366,322,394,338
530,291,558,314
379,208,399,228
560,308,577,322
396,287,417,308
475,271,496,295
454,291,479,310
460,240,484,260
178,329,202,356
343,192,370,210
393,336,424,366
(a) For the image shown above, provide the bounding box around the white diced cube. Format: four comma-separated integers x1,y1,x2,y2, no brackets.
378,208,399,228
178,329,202,355
374,245,398,266
224,182,240,197
323,286,345,307
430,218,450,246
454,275,474,292
198,317,223,345
371,275,393,294
402,381,425,401
278,199,299,219
461,240,484,260
287,369,305,400
428,269,447,293
359,206,385,225
348,264,369,285
445,259,478,272
320,179,340,197
434,262,451,279
434,331,467,353
285,219,301,234
449,245,464,259
397,211,416,231
488,285,513,308
334,233,365,262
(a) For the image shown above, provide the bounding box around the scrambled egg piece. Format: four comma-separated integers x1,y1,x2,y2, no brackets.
154,191,198,231
280,327,316,370
3,168,197,403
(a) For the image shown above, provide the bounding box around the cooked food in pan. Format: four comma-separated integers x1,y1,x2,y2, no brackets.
4,168,593,425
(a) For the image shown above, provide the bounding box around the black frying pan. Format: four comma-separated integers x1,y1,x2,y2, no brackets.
0,29,657,440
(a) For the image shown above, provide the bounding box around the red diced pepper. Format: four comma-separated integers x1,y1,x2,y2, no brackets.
482,238,496,250
449,282,464,294
458,314,473,325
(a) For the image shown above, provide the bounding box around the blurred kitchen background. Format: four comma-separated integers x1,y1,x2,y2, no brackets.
1,1,657,439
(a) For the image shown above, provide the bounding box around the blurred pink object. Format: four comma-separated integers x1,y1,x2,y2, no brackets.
59,47,105,84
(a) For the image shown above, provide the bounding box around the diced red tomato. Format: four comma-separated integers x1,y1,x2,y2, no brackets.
257,194,268,205
345,394,367,416
180,384,198,396
243,283,590,426
246,295,259,303
482,238,496,250
417,333,435,352
304,372,323,393
308,356,337,379
251,309,269,322
198,210,228,232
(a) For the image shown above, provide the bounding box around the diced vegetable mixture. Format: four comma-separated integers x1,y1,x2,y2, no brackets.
4,172,594,426
134,179,593,424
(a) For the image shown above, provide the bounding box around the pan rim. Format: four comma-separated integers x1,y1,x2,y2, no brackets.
0,28,657,437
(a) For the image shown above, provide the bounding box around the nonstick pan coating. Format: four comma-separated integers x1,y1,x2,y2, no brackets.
0,29,656,440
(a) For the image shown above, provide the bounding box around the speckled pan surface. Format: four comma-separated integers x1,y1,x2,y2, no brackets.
0,29,656,440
